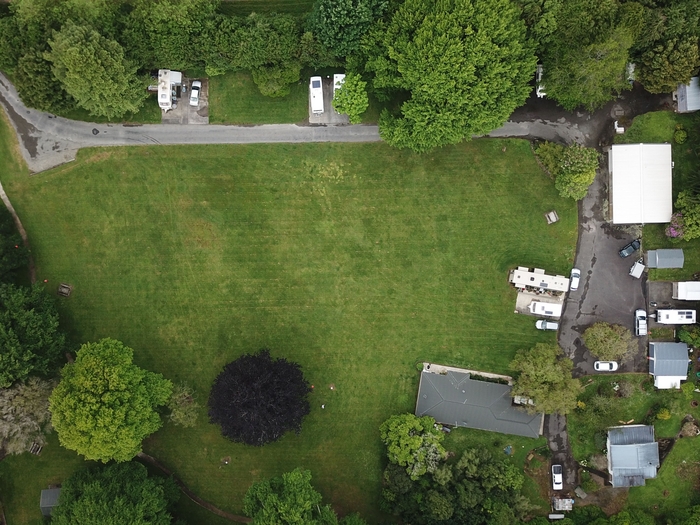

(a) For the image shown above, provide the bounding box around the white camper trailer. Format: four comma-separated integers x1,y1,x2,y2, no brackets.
656,309,697,325
158,69,182,112
528,301,563,318
673,282,700,301
309,76,324,115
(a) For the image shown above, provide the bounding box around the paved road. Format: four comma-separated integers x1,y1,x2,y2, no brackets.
0,73,382,173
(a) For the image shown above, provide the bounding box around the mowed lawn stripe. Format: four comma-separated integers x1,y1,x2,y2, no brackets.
0,139,576,523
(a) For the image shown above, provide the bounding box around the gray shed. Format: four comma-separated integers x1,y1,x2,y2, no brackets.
40,488,61,517
415,369,544,438
677,77,700,113
607,425,659,487
647,249,684,268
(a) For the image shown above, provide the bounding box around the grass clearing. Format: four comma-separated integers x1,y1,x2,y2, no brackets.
568,374,700,462
0,110,577,523
616,111,700,280
218,0,314,16
209,71,308,124
627,436,700,521
56,95,162,124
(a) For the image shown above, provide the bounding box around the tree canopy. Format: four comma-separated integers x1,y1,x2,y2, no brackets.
365,0,536,152
208,349,311,446
308,0,386,57
51,462,179,525
49,338,172,462
510,343,580,415
379,414,447,480
0,206,29,283
382,448,530,525
0,377,55,455
243,468,339,525
0,283,65,388
535,142,599,200
583,322,634,361
332,73,369,124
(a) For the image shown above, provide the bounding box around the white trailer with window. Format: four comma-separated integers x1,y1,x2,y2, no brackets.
673,282,700,300
157,69,182,112
309,76,324,115
656,309,697,324
528,301,563,318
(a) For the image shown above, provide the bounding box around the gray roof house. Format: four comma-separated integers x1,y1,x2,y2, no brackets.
415,365,544,438
649,342,689,389
607,425,659,487
40,488,61,517
647,249,684,269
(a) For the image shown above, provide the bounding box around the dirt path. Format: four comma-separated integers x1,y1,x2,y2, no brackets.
136,452,252,523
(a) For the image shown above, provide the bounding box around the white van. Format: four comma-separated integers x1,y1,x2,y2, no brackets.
309,76,324,115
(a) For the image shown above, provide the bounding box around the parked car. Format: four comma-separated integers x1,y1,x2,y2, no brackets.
594,361,619,372
619,239,641,258
552,464,563,490
570,268,581,291
536,65,546,98
635,309,648,336
189,81,201,107
536,320,559,331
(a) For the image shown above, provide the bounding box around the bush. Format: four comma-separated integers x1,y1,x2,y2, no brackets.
681,381,696,401
534,142,599,201
618,380,637,398
656,407,671,420
679,325,700,348
332,73,369,124
675,129,688,144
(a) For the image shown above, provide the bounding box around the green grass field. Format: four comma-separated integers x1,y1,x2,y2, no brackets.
616,111,700,280
218,0,314,16
0,108,577,522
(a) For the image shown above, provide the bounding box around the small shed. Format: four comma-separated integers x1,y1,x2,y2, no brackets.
647,249,684,268
677,77,700,113
40,488,61,517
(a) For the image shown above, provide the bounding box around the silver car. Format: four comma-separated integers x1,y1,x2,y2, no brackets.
552,464,563,490
189,81,201,107
635,309,648,336
594,361,619,372
570,268,581,291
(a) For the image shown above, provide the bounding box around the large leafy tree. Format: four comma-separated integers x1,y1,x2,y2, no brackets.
382,448,530,525
123,0,218,71
45,22,148,119
332,73,369,124
510,343,580,415
14,51,75,113
366,0,536,152
208,349,311,446
0,377,55,454
51,462,179,525
540,0,634,110
0,283,65,388
583,322,634,362
0,206,29,283
637,37,700,94
379,414,447,480
244,468,339,525
535,142,599,200
308,0,387,57
49,338,172,462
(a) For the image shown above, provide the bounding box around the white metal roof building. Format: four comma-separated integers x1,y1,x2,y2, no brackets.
608,144,672,224
607,425,659,487
677,77,700,113
649,342,689,389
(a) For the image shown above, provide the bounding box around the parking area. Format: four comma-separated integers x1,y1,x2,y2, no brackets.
558,169,648,377
308,76,350,125
161,78,209,125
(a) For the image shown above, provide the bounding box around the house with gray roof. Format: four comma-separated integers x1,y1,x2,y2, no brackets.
649,342,689,389
414,364,544,438
647,249,684,269
607,425,659,487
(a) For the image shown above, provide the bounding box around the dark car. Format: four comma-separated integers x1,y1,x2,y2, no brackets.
619,239,641,258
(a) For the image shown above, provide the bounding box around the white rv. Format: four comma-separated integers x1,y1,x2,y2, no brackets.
309,76,324,115
528,301,562,318
656,309,697,325
158,69,182,111
673,282,700,301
